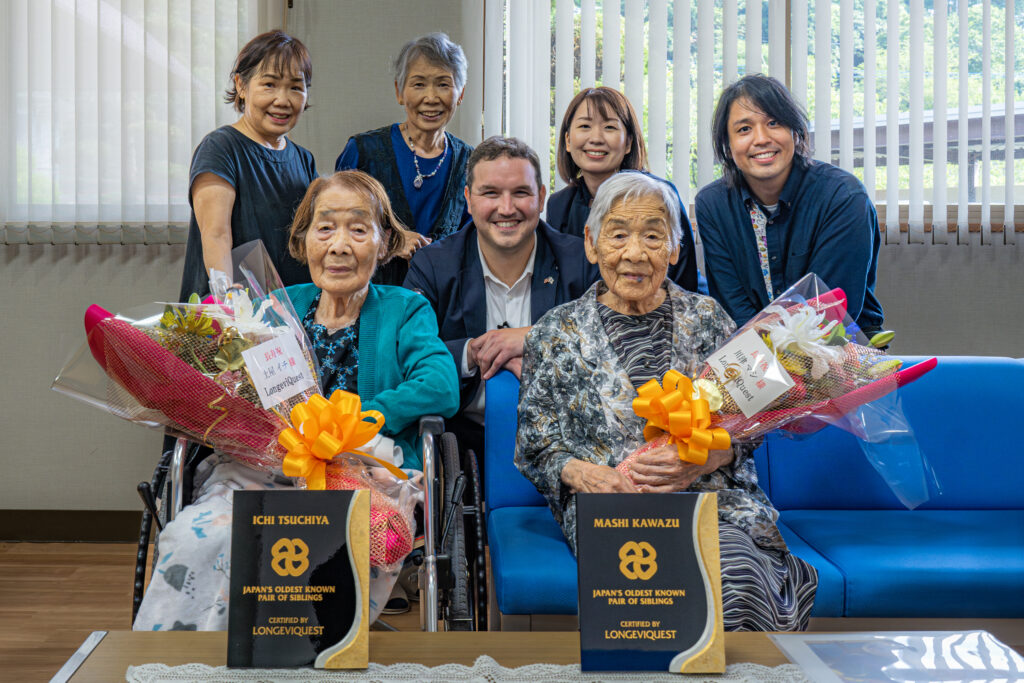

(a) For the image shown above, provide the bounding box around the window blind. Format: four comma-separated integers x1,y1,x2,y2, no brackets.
1,0,256,244
489,0,1020,246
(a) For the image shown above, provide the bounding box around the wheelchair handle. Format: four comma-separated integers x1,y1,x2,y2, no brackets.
137,482,162,532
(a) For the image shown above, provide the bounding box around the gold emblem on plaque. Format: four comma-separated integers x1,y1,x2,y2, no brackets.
618,541,658,580
271,538,310,577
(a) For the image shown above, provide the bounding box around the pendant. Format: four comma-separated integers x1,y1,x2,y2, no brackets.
413,175,423,189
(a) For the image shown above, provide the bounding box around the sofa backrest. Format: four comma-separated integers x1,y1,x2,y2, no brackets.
485,371,547,510
759,356,1024,510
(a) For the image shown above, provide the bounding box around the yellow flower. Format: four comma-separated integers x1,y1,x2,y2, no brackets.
160,294,217,338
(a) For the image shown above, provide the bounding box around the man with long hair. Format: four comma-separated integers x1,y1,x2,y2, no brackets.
696,74,885,337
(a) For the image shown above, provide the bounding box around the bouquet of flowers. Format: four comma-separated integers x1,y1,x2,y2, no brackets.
277,390,415,570
616,273,937,507
53,240,416,570
78,288,317,471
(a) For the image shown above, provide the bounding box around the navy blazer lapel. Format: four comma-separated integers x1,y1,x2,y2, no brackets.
461,228,488,337
530,227,558,324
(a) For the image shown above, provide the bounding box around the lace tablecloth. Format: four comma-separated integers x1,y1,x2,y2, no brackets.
126,655,811,682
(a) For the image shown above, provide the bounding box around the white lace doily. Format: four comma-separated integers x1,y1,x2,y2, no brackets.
125,655,811,682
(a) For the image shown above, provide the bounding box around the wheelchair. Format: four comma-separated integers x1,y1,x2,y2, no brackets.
132,416,487,632
419,418,487,632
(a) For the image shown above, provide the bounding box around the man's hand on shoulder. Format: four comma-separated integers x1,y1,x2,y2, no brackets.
468,326,530,380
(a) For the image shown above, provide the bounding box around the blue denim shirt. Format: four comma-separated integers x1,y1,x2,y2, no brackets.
695,160,884,333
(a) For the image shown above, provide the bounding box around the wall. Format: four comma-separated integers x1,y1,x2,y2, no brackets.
2,245,185,509
875,239,1024,357
1,1,1021,513
286,0,485,172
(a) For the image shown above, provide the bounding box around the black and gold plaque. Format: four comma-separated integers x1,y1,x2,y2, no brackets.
228,490,369,669
576,492,724,673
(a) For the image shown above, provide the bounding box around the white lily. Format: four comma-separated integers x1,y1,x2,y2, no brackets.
223,288,275,336
763,304,842,380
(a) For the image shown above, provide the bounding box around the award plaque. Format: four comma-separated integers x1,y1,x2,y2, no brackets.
228,489,369,669
576,492,724,673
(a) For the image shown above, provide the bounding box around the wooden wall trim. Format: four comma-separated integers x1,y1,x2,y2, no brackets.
0,510,143,542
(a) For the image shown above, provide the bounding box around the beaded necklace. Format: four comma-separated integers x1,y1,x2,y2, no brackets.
401,123,448,189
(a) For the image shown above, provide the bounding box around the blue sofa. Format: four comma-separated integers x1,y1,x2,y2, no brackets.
484,356,1024,626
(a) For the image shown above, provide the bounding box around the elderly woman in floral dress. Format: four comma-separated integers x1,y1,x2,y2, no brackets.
134,171,459,631
515,172,817,631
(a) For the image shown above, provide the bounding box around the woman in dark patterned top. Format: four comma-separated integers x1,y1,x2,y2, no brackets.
515,173,817,631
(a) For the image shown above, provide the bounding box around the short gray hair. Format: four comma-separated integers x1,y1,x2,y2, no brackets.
586,172,682,249
393,33,467,96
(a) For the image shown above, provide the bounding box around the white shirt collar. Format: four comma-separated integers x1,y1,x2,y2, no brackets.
476,232,537,292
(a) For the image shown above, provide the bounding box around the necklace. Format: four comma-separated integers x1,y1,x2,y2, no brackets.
401,123,448,189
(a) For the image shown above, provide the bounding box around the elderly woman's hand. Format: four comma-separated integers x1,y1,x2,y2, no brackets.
628,444,735,493
561,458,637,494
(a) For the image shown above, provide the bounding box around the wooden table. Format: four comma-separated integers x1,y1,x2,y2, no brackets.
61,630,791,681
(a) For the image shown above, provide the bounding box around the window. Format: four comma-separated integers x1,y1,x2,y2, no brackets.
488,0,1022,244
1,0,257,244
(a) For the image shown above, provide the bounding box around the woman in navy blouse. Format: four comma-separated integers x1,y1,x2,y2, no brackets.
335,33,474,286
547,87,701,293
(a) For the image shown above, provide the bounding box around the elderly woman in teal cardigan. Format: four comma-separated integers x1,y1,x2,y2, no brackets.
283,171,460,469
133,170,458,632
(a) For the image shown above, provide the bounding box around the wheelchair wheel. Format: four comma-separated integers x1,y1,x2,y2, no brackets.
464,448,487,631
132,440,211,624
440,431,473,630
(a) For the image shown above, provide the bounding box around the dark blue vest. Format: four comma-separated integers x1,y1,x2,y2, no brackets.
352,126,472,285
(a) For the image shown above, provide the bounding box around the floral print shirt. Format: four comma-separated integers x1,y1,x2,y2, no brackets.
514,280,787,555
746,199,774,300
302,290,359,395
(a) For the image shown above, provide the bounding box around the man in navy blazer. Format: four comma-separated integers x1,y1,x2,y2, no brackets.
404,136,598,459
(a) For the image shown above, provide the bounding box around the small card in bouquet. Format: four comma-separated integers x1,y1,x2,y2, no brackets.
241,334,317,410
706,328,795,418
228,490,369,669
576,492,724,674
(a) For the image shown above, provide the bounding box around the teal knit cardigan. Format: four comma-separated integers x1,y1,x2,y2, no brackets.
286,283,459,470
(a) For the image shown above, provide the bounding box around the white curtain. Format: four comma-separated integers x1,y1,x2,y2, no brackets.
492,0,806,200
489,0,1020,245
802,0,1019,246
502,0,551,193
1,0,257,245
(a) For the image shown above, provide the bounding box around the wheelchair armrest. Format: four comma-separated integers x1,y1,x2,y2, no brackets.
418,415,445,437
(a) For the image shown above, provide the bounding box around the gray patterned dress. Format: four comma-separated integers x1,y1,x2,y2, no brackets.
515,281,817,631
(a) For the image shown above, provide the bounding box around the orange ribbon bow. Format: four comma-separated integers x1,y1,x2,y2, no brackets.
278,390,386,490
632,370,731,465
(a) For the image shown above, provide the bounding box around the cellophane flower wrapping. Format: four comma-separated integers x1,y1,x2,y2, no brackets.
325,455,421,573
616,273,937,508
54,241,319,473
53,240,424,570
